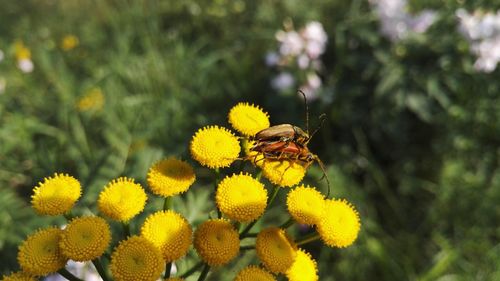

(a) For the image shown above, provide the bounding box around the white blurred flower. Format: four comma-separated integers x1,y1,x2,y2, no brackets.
265,52,280,66
370,0,437,41
307,73,322,89
0,50,4,62
271,72,295,91
457,9,500,72
302,21,328,59
17,58,34,73
297,54,310,69
44,260,101,281
276,30,304,56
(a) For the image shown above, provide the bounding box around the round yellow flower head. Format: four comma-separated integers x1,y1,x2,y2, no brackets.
194,219,240,266
147,158,196,197
286,185,325,225
140,210,192,262
60,216,111,261
77,88,105,112
14,42,31,60
228,102,270,136
98,177,147,222
256,227,297,273
318,199,361,248
285,249,318,281
31,173,81,216
110,236,164,281
190,126,240,169
234,265,276,281
261,160,306,187
1,271,36,281
216,173,267,222
61,35,79,51
17,227,67,276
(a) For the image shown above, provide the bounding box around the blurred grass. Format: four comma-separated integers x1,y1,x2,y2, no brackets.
1,0,499,280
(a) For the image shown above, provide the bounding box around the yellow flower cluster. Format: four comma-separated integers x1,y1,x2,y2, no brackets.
9,101,361,281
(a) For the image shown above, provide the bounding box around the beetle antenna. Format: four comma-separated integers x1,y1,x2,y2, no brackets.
308,113,327,143
298,90,309,135
313,154,331,198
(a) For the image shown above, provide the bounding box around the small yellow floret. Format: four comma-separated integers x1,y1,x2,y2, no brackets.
98,177,147,222
285,249,318,281
262,160,306,187
61,35,79,51
256,227,297,273
110,236,164,281
77,88,105,112
190,126,241,169
147,158,196,197
140,211,192,262
194,219,240,266
31,173,81,216
60,216,111,261
228,102,270,136
317,199,361,248
14,42,31,60
286,185,325,225
1,271,36,281
216,173,267,222
17,227,67,276
234,265,276,281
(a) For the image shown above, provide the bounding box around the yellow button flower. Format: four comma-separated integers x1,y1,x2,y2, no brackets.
98,177,147,222
194,219,240,266
256,227,297,273
261,160,306,187
77,88,105,112
285,249,318,281
286,185,325,225
59,216,111,261
140,211,192,262
31,173,81,216
61,35,79,51
190,126,240,169
17,227,67,276
1,271,36,281
110,236,164,281
228,102,270,136
216,173,267,222
234,265,276,281
317,199,361,248
147,158,196,197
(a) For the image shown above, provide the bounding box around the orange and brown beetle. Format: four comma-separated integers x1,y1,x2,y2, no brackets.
248,91,330,195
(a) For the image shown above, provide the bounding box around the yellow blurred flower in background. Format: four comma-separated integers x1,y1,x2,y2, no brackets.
77,88,105,112
61,35,79,51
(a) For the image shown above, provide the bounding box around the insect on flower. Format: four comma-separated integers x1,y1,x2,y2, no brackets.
249,91,330,195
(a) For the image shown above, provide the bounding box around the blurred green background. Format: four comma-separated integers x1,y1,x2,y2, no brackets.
1,0,499,280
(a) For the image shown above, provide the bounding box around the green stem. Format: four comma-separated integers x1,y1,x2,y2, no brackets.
240,186,280,238
164,197,173,211
180,261,204,278
296,232,321,246
122,221,131,237
164,262,172,279
214,168,222,218
240,245,255,251
63,211,75,221
255,169,262,181
241,232,257,238
268,185,280,207
58,268,83,281
197,264,210,281
279,218,295,229
92,258,111,281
